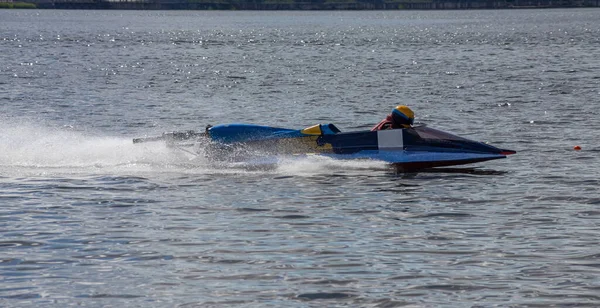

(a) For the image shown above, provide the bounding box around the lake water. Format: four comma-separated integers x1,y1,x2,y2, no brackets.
1,8,600,307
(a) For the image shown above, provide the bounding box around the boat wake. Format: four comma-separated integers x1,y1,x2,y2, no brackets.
0,123,183,176
0,122,391,177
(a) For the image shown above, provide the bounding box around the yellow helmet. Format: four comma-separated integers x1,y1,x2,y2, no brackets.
391,105,414,128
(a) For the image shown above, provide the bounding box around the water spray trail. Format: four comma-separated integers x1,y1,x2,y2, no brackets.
0,121,192,175
0,121,391,177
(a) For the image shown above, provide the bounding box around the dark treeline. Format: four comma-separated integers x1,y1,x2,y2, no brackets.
28,0,600,10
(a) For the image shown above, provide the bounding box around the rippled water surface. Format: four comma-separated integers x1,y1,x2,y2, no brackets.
1,9,600,307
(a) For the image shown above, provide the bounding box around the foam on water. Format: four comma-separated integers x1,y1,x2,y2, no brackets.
0,121,194,176
275,155,390,176
0,120,391,177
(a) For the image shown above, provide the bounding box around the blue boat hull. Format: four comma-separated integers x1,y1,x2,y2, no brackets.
205,123,515,169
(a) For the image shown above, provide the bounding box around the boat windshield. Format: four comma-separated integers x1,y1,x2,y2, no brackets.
412,126,470,141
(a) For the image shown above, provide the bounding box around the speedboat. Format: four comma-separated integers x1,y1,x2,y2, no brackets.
133,123,516,171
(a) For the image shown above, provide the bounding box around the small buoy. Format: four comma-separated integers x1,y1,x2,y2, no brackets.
574,145,581,151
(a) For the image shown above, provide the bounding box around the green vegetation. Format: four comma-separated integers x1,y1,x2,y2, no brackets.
188,0,228,3
386,0,432,2
0,2,37,8
263,0,293,4
324,0,358,3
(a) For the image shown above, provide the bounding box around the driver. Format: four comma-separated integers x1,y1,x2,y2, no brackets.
371,105,415,131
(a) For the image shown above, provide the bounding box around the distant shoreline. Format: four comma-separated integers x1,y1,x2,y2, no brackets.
0,2,37,8
12,0,600,10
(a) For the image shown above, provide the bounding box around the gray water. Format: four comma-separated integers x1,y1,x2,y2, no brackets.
1,9,600,307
